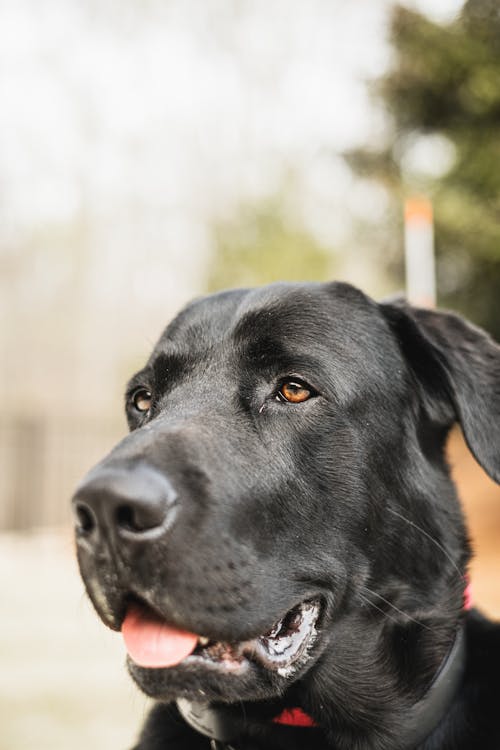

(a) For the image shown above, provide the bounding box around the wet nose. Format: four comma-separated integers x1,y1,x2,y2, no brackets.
72,463,177,542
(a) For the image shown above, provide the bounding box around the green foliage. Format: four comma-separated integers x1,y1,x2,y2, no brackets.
347,0,500,339
206,197,335,293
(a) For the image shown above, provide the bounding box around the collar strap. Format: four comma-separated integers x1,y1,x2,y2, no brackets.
398,624,466,749
177,625,465,749
177,699,242,745
177,697,317,747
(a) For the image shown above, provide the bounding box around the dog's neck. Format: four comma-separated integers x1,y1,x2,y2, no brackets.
177,621,466,750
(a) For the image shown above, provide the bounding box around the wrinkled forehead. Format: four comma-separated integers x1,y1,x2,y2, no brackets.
156,282,378,351
146,282,403,402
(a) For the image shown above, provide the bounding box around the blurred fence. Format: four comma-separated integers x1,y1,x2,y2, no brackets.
0,415,124,530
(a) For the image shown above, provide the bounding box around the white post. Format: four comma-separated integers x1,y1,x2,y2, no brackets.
404,196,436,308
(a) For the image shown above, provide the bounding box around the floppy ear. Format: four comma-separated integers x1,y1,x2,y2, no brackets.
379,299,500,484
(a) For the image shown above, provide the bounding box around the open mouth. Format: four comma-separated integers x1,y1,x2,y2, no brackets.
122,599,321,676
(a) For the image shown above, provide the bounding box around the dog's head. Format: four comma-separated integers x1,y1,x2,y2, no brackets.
73,282,500,725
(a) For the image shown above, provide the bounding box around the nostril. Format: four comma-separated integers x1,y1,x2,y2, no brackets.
115,499,171,534
116,504,139,532
75,503,95,535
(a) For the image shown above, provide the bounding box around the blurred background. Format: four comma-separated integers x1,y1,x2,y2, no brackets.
1,0,499,748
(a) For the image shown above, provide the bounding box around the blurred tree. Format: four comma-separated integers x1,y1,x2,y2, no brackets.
206,196,335,292
346,0,500,339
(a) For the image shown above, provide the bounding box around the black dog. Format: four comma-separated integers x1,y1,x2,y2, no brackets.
73,281,500,750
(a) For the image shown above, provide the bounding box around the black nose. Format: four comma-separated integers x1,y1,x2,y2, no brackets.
72,463,177,542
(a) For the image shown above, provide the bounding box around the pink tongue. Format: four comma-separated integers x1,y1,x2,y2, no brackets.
122,603,198,668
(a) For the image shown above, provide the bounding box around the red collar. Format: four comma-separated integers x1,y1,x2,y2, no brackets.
463,579,473,611
177,697,318,742
272,706,317,727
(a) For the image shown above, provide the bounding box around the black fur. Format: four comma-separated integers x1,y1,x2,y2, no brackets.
73,282,500,749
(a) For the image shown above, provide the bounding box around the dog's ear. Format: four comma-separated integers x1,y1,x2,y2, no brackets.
379,299,500,484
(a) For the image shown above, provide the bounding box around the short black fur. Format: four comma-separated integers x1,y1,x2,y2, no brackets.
72,282,500,749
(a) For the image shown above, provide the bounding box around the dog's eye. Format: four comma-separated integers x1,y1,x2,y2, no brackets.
131,388,152,413
278,380,313,404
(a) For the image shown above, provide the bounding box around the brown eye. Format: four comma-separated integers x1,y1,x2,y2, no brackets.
132,388,152,413
278,381,313,404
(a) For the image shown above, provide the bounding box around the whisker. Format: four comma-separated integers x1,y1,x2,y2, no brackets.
357,590,401,626
386,507,464,582
360,585,434,631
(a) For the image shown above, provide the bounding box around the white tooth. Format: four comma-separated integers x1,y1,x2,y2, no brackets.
198,636,209,646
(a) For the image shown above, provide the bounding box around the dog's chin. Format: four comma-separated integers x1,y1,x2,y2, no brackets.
126,599,323,702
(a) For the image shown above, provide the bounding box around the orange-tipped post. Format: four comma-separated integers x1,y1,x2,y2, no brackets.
404,196,436,308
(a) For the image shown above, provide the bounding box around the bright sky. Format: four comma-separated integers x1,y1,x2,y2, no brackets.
0,0,464,248
0,1,385,222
